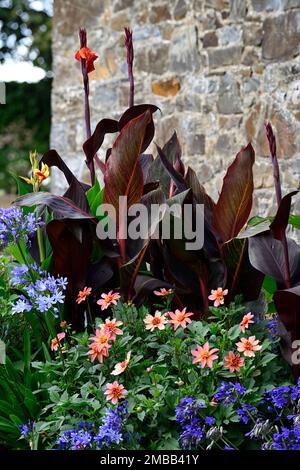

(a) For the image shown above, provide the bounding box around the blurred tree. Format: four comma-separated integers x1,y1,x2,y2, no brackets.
0,0,52,71
0,0,52,194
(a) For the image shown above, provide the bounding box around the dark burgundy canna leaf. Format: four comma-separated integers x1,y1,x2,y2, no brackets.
142,181,160,195
47,219,93,330
118,104,159,153
274,286,300,378
222,237,264,302
139,153,154,181
15,192,94,220
248,233,300,286
42,150,86,188
184,166,215,211
41,149,90,211
270,191,298,241
85,258,114,291
147,131,182,195
132,275,182,306
82,118,119,174
212,143,255,243
156,144,187,194
103,110,151,223
120,188,166,298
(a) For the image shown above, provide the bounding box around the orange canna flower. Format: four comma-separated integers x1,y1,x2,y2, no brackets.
102,318,123,341
76,286,92,304
111,351,131,376
236,335,262,358
153,288,173,297
191,342,219,369
208,287,228,307
97,291,121,310
144,311,168,332
104,381,127,405
224,351,245,373
51,332,65,351
168,307,193,331
75,46,98,73
240,312,255,333
33,162,50,182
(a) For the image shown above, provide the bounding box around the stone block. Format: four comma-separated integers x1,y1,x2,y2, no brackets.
173,0,188,20
230,0,247,18
152,77,181,97
149,3,171,23
262,12,300,61
169,26,201,73
217,73,242,114
203,31,219,47
207,46,242,68
149,43,170,74
218,25,242,46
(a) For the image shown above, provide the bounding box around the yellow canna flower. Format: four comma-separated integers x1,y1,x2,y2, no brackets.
33,163,50,185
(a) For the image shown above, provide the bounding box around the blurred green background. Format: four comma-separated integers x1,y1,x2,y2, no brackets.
0,0,52,196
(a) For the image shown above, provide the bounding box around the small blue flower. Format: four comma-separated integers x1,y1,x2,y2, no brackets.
214,382,246,405
12,296,32,314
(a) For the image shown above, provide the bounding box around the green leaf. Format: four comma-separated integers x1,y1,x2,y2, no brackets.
289,214,300,230
248,216,267,227
87,178,104,217
228,324,241,340
11,173,33,196
260,353,277,366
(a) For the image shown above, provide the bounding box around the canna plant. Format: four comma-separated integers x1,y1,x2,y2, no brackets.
12,27,300,377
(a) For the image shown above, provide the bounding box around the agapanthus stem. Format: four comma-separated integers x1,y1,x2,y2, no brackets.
37,226,45,263
265,122,291,289
124,28,134,108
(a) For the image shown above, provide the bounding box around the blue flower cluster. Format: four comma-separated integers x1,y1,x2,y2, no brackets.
0,207,43,248
10,264,67,317
19,421,34,439
247,379,300,449
55,402,128,450
267,314,279,341
214,382,246,405
175,398,219,450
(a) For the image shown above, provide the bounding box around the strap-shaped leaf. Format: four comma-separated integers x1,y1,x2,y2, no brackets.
103,110,151,220
15,192,94,220
212,143,255,243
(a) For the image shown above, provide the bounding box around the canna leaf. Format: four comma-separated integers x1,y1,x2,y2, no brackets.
103,110,151,223
212,143,255,243
15,192,94,220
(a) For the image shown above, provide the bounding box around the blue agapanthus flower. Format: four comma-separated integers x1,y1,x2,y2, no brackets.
55,402,128,450
214,381,246,405
10,264,67,317
0,207,43,248
236,403,257,424
176,398,221,450
19,421,34,439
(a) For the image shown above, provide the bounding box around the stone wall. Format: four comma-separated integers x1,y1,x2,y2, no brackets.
51,0,300,216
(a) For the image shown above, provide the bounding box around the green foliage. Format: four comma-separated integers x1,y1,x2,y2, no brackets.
0,0,52,71
0,298,289,450
0,79,51,193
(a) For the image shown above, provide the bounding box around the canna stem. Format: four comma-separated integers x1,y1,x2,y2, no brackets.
265,122,291,288
79,28,95,185
124,28,134,108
